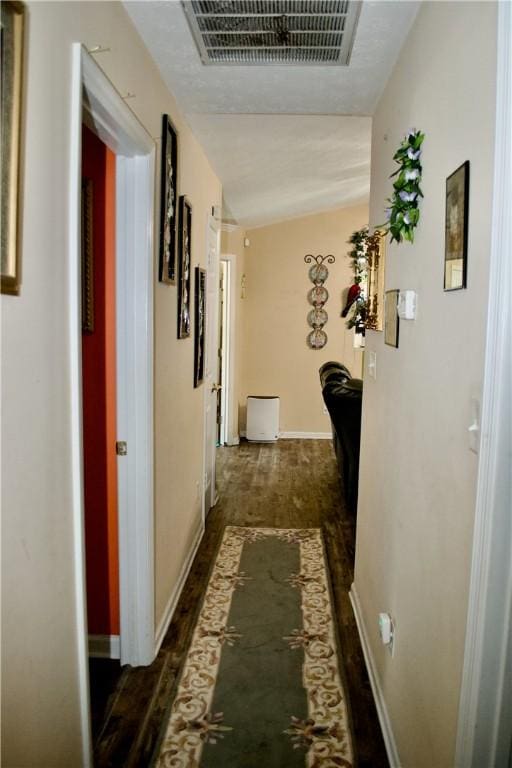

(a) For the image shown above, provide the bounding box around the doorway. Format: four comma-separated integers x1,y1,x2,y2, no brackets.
203,213,221,517
217,252,239,448
218,259,230,445
81,124,120,661
70,45,156,763
81,123,124,741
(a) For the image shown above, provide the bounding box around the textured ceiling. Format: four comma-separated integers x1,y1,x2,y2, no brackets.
125,1,420,226
190,114,371,227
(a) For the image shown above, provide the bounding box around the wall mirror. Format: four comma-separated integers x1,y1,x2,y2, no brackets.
365,229,386,331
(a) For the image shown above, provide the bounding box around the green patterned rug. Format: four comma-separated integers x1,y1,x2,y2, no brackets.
154,527,354,768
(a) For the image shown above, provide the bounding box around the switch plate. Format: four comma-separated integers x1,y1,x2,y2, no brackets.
379,612,395,656
368,351,377,380
397,290,417,320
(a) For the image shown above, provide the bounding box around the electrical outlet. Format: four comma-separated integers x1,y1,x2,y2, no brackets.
322,404,328,414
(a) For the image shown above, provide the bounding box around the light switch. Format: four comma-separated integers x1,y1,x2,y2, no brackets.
397,290,417,320
368,351,377,379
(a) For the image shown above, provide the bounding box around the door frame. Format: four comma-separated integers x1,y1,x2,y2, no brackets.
69,44,155,764
455,3,512,765
219,253,239,446
218,258,229,445
203,213,221,516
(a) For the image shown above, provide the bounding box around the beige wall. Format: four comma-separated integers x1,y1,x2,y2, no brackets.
353,3,497,766
239,206,368,434
1,3,221,765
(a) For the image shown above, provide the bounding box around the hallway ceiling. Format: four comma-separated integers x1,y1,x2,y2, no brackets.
125,0,420,227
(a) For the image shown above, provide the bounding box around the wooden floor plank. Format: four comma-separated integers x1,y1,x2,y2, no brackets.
91,439,388,767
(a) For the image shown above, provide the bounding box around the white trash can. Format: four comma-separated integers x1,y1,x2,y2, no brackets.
246,396,280,442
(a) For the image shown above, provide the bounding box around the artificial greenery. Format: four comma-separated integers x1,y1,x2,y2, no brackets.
343,226,369,330
385,129,425,243
348,226,369,284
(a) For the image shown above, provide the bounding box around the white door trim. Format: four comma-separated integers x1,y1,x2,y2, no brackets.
219,259,229,445
455,4,512,766
69,43,92,768
220,254,240,446
69,44,155,764
115,151,155,667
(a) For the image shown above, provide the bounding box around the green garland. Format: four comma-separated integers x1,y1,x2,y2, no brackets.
348,226,369,284
385,130,425,243
345,226,369,330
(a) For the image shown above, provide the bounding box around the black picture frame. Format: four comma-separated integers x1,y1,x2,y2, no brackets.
444,160,469,291
384,289,400,348
177,195,192,339
158,114,178,284
194,267,206,387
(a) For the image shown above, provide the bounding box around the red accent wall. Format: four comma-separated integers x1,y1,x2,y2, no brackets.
82,125,120,636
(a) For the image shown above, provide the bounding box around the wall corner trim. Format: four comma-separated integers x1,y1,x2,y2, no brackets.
154,519,205,655
455,3,512,765
349,584,401,768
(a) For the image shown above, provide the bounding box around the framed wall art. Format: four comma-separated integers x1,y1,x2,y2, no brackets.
365,229,386,331
177,195,192,339
1,1,25,295
444,160,469,291
194,267,206,387
158,114,178,284
81,178,94,333
384,289,400,348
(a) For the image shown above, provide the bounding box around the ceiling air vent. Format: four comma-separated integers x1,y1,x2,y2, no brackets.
182,0,361,66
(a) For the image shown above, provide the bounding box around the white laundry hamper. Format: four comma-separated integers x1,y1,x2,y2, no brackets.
246,396,280,442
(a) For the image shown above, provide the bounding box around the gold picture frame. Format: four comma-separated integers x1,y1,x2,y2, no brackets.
365,229,386,331
1,1,25,296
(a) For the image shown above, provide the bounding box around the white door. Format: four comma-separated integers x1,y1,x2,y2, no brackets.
203,214,221,515
219,259,230,445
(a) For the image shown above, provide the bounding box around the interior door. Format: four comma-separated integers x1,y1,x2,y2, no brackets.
203,214,221,515
218,260,229,445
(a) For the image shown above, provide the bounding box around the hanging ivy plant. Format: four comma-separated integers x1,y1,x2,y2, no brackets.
385,129,425,243
347,226,369,284
342,226,369,330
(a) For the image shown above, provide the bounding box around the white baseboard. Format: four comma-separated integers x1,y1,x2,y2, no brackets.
88,634,120,659
239,430,331,440
280,431,332,440
226,436,240,446
154,519,205,655
349,584,401,767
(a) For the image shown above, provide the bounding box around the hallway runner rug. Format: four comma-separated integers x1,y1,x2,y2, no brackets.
154,526,354,768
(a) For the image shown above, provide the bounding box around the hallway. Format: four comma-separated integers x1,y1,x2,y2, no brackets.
92,439,387,767
3,3,510,765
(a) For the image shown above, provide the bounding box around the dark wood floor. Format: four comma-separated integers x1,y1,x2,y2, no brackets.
92,439,388,767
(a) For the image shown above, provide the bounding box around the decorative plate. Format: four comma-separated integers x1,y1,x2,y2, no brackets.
306,329,328,349
308,263,329,285
307,308,328,327
307,285,329,306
